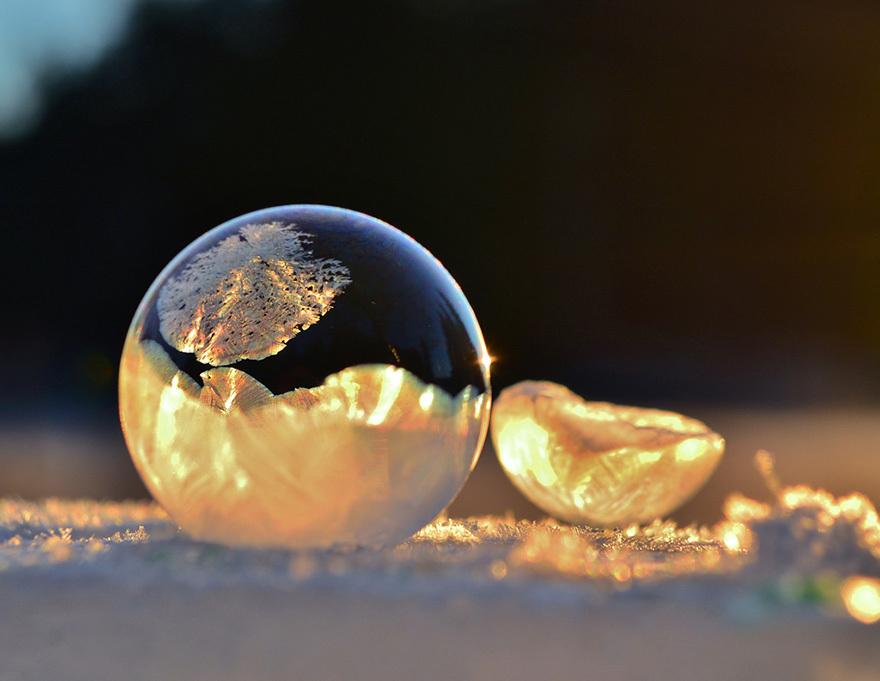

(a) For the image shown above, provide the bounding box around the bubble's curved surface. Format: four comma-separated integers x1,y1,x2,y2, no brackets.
492,381,723,527
120,206,491,548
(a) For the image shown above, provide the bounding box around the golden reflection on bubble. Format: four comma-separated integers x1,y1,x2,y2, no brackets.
491,381,724,527
119,338,489,549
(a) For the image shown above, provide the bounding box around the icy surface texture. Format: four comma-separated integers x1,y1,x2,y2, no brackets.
3,493,880,681
2,483,878,593
120,206,491,549
492,381,724,526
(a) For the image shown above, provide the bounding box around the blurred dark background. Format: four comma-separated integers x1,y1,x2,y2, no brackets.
2,0,880,523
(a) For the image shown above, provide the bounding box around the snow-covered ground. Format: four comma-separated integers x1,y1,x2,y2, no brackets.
2,489,879,681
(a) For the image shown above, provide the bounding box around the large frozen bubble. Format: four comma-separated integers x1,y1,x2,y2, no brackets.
120,205,491,548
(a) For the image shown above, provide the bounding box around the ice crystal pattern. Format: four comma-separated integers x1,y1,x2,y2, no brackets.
157,222,351,366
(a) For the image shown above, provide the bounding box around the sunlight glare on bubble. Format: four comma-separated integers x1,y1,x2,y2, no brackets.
481,352,494,373
367,366,405,426
419,388,435,412
675,438,704,462
637,450,662,465
496,417,550,480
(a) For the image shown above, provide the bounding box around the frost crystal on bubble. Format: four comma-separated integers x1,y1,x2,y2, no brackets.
157,222,351,366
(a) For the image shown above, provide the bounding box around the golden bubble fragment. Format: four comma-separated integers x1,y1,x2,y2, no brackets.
491,381,725,527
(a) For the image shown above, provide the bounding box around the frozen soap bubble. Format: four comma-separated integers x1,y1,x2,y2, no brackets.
119,205,491,549
491,381,724,527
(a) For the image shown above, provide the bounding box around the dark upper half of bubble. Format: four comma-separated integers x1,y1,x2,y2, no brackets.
136,205,488,397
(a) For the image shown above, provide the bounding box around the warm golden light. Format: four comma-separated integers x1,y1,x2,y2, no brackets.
491,381,725,527
481,353,495,372
841,577,880,624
